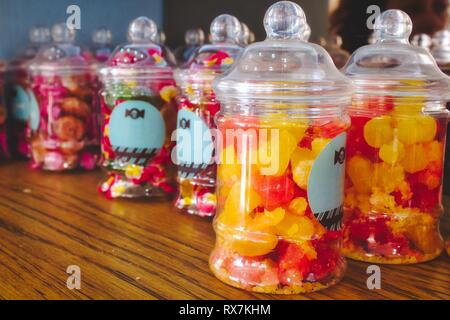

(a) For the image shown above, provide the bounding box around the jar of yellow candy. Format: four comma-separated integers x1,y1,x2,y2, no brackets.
209,1,353,294
342,10,450,264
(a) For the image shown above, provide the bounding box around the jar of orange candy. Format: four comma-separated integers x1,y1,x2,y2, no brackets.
342,10,450,264
209,1,352,294
174,14,243,217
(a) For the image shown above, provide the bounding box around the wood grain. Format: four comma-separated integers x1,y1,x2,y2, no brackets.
0,162,448,300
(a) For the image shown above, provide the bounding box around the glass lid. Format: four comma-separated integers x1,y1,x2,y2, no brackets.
212,1,352,106
100,16,174,81
431,30,450,67
28,23,94,74
343,10,450,102
175,14,243,88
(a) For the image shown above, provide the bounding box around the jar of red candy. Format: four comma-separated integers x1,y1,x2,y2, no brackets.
6,25,50,158
209,1,352,294
174,14,243,217
27,23,99,171
0,59,7,160
342,10,450,264
99,17,178,199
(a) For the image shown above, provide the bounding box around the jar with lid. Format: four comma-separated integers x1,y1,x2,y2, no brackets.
174,28,205,65
6,25,50,158
174,14,243,217
209,1,352,293
27,23,100,171
99,17,178,199
342,10,449,264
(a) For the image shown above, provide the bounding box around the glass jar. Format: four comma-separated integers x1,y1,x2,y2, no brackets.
174,14,243,217
0,59,7,160
320,35,350,69
27,23,100,171
431,30,450,196
91,27,113,63
6,25,50,158
342,10,450,264
174,29,205,65
99,17,178,199
209,1,352,294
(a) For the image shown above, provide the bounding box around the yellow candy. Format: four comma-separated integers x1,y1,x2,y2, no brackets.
373,162,405,194
288,197,308,215
396,115,436,145
364,116,393,148
424,141,443,163
229,233,278,257
218,182,262,227
393,96,425,115
369,188,398,213
347,156,373,194
402,143,429,173
290,147,315,190
311,138,331,156
379,139,405,164
218,145,241,187
125,164,143,179
258,129,298,176
248,207,286,231
274,213,315,241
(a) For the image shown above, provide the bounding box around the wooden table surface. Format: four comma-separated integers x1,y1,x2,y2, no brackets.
0,162,448,300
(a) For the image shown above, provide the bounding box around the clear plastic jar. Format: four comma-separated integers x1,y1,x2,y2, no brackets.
209,1,352,294
27,23,100,171
174,14,243,217
99,17,178,199
320,35,350,69
342,10,450,264
5,25,51,158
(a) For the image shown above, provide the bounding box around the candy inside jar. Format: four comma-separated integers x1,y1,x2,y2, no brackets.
174,14,243,217
209,1,352,294
27,23,100,171
99,17,178,199
342,10,450,264
5,25,51,159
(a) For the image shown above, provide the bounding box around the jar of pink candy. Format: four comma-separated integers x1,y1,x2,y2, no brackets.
27,23,100,171
174,14,243,216
98,17,178,199
6,25,51,159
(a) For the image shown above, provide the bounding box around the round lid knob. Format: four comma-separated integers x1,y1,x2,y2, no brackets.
185,28,205,46
374,9,412,42
264,1,307,40
51,23,76,43
92,27,112,45
155,30,166,45
128,16,157,43
30,25,50,44
210,14,241,43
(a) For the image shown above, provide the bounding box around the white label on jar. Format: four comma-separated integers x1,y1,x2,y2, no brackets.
307,132,346,231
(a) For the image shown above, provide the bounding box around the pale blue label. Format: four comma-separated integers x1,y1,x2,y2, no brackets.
176,109,213,179
28,89,40,131
109,100,165,165
307,132,346,231
12,85,30,121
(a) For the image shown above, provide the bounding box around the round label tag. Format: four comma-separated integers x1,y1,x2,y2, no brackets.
175,109,213,179
28,89,40,132
109,100,165,166
12,85,31,121
307,132,346,231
